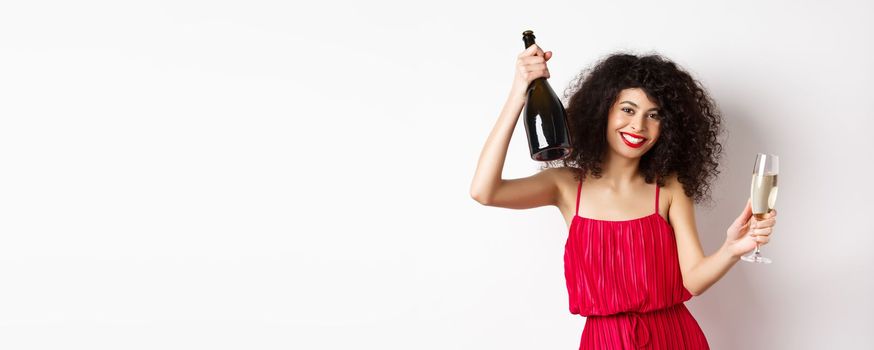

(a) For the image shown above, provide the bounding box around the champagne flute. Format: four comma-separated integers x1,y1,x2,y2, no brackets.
742,153,778,264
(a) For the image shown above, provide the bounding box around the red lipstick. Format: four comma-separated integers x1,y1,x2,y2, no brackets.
620,132,646,149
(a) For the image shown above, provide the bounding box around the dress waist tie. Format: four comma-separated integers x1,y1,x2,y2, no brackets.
619,311,651,348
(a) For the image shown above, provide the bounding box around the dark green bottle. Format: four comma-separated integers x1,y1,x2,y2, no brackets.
521,30,572,161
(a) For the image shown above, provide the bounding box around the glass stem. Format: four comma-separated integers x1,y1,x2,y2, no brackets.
754,243,761,255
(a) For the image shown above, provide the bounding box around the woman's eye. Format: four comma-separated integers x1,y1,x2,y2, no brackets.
649,114,661,120
622,108,633,114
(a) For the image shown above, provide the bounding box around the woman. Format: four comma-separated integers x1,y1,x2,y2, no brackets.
469,44,778,349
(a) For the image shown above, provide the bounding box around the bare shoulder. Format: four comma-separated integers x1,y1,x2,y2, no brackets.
662,172,680,200
662,171,697,222
661,172,684,219
547,166,582,188
662,172,693,202
549,166,580,179
539,167,582,226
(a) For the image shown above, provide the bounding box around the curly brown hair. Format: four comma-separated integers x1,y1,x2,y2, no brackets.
542,51,724,204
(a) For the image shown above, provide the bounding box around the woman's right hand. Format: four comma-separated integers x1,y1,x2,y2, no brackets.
510,44,553,98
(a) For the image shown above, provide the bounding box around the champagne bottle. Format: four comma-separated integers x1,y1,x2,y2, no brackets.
521,30,572,161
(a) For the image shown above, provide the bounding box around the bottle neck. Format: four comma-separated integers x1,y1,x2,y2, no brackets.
523,32,542,86
522,35,536,49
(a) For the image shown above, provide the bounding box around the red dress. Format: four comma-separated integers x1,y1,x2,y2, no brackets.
564,175,710,349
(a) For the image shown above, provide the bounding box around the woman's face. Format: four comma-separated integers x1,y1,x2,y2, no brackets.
605,88,662,160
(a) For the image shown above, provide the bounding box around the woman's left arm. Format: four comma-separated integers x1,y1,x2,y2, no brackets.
667,177,777,296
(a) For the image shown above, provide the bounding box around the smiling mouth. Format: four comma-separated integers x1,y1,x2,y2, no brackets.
620,132,646,148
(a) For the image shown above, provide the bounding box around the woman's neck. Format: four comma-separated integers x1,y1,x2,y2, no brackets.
599,151,643,188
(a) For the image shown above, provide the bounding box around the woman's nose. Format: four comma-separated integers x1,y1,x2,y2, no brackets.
629,115,645,131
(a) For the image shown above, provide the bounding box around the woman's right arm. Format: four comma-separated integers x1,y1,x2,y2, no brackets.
469,44,560,209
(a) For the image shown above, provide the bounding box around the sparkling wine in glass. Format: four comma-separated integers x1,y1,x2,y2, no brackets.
742,153,778,264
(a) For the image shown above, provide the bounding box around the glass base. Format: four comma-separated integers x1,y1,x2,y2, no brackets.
741,251,772,264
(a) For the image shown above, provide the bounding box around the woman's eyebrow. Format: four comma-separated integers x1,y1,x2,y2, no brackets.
620,100,660,111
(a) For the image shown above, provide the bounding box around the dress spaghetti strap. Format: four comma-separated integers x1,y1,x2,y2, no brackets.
575,172,583,216
655,182,660,215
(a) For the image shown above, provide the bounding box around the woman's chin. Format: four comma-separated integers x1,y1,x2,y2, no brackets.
609,146,649,160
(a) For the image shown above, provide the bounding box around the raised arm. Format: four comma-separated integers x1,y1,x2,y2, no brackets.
469,44,558,209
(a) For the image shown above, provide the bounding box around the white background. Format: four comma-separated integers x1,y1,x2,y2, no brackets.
1,0,872,349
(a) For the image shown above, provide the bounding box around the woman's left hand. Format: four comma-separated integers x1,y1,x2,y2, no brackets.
723,198,777,258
